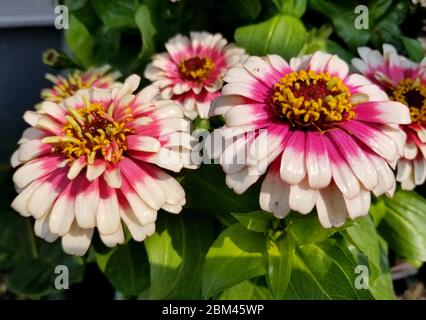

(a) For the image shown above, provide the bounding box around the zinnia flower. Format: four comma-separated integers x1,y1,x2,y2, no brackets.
352,45,426,190
11,75,190,255
41,65,121,103
144,32,246,120
210,52,410,228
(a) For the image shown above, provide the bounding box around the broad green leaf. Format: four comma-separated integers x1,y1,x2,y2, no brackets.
400,36,425,63
181,165,259,226
202,224,267,299
92,27,121,65
219,278,273,300
266,236,293,299
65,15,94,67
369,0,408,49
235,14,308,59
368,237,395,300
343,216,381,279
143,212,214,299
286,213,339,245
284,239,374,299
231,211,274,233
309,0,370,50
63,0,88,11
91,0,138,29
135,5,157,61
370,197,387,226
377,190,426,261
272,0,307,18
229,0,261,21
369,0,393,20
7,242,84,297
103,241,150,297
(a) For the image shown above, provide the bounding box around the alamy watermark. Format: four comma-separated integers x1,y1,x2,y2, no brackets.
54,5,69,30
54,264,69,290
354,265,369,289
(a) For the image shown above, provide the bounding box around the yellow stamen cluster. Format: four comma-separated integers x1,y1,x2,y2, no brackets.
44,103,133,164
178,56,215,82
42,72,95,103
271,70,355,131
390,78,426,125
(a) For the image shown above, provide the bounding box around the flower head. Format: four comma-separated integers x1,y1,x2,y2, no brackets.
144,32,246,119
211,52,411,228
41,65,121,103
352,45,426,190
11,75,190,255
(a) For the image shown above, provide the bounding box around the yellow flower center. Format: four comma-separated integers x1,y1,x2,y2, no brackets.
178,56,214,82
42,72,92,103
270,70,355,132
390,78,426,125
43,103,134,164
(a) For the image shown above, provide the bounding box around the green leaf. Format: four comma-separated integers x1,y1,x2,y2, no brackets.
266,236,293,299
342,216,381,279
181,165,259,226
91,0,139,29
324,40,353,63
370,197,387,226
368,237,395,300
229,0,261,21
92,27,121,65
299,25,332,55
369,0,393,20
231,211,274,233
6,243,84,297
143,212,214,299
284,239,374,299
219,277,273,300
286,213,340,245
202,224,267,299
309,0,370,50
272,0,307,18
103,240,150,297
65,15,94,67
369,0,408,49
377,190,426,261
400,36,425,63
235,14,308,59
135,4,157,62
63,0,88,11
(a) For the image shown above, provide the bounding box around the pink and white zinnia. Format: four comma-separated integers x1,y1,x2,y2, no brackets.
211,52,411,228
144,32,246,119
11,75,190,255
352,44,426,190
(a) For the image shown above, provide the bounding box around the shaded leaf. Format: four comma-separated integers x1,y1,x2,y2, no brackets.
91,0,139,29
377,190,426,261
231,211,274,233
103,241,150,297
284,239,374,299
143,212,214,299
266,236,294,299
272,0,307,18
202,224,266,299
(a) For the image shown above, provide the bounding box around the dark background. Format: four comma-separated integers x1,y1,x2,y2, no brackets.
0,27,62,162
